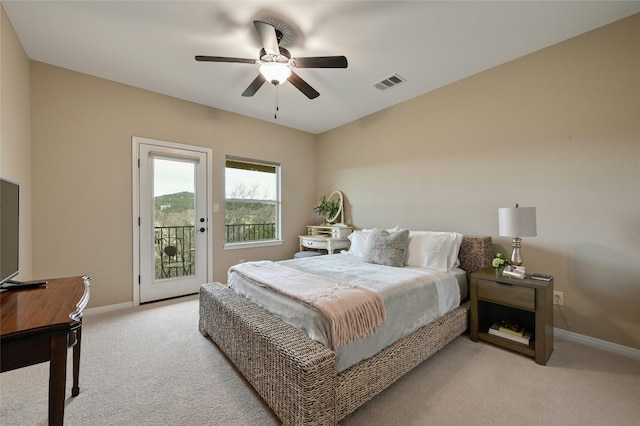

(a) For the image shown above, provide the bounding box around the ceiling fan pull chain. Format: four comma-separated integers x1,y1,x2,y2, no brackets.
274,85,279,119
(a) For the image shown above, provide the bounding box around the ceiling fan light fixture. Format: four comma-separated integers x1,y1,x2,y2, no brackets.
259,62,291,86
196,20,346,99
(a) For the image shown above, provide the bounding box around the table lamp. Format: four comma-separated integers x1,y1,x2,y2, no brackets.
498,204,537,266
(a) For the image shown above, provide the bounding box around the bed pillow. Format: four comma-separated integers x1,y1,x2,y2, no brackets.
405,231,463,271
346,226,401,258
346,230,372,258
363,228,410,267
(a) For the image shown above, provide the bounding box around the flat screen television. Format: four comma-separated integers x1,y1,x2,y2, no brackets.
1,178,20,285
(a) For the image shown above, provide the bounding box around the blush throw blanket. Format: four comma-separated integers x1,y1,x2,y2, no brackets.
229,261,386,349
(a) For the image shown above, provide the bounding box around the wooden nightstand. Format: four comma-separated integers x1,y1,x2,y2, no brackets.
470,268,553,365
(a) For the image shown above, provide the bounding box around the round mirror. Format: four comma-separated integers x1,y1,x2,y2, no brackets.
326,191,343,224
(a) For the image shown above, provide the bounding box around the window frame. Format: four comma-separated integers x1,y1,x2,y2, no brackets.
223,156,283,250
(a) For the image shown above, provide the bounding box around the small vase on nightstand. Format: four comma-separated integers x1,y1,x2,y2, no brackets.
495,266,504,277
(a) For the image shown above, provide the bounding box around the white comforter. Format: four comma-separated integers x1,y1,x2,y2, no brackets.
229,254,465,372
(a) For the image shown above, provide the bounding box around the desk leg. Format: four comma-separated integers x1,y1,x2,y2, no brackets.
72,326,82,396
49,334,67,426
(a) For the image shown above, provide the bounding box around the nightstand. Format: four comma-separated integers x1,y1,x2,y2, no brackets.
470,268,553,365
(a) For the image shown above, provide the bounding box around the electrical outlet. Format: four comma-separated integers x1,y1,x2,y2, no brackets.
554,291,564,306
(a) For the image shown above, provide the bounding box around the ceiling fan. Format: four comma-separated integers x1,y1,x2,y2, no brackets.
196,20,347,99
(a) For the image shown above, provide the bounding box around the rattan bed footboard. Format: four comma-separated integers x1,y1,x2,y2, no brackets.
199,282,337,425
335,300,469,421
199,235,491,425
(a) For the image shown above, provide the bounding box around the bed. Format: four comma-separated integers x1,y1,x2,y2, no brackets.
199,233,492,425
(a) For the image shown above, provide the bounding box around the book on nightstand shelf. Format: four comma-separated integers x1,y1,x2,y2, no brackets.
488,322,532,345
497,320,524,336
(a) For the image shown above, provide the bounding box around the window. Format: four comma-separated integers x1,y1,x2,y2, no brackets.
224,156,281,247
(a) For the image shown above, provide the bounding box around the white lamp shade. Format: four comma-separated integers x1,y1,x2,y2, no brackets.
498,206,537,237
259,62,291,85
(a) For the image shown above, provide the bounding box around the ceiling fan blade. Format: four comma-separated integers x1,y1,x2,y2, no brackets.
195,55,256,64
253,21,280,56
288,72,320,99
292,56,348,68
242,74,266,97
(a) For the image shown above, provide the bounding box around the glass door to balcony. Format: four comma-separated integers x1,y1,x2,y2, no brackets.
136,138,211,303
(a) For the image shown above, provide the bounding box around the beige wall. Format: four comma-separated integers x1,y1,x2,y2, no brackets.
0,6,32,280
317,14,640,349
29,62,317,308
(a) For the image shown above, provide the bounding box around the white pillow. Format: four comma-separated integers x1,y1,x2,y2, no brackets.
405,231,463,272
346,230,372,258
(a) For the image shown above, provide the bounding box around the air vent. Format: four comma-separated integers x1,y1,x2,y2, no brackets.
373,74,406,91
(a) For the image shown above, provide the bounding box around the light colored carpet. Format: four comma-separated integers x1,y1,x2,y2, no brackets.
1,295,638,425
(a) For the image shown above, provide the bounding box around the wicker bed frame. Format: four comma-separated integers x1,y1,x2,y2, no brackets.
199,235,492,425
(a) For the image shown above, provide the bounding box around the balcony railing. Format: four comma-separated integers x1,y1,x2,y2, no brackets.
155,225,195,279
154,223,276,279
225,223,275,243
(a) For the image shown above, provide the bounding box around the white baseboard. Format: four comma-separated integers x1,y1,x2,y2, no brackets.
554,327,640,360
84,301,133,316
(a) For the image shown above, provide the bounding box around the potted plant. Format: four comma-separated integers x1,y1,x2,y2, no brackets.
313,195,340,224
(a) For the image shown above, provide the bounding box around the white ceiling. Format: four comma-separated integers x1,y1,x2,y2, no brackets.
3,1,639,134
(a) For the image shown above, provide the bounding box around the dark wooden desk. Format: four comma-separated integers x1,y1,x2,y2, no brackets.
1,276,90,425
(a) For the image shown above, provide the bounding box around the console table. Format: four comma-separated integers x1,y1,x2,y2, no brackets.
299,224,352,255
1,276,90,425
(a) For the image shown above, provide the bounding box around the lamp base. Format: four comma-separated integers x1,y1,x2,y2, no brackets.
510,237,523,266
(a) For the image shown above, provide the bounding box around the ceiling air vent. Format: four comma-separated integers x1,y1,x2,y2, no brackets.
373,74,406,91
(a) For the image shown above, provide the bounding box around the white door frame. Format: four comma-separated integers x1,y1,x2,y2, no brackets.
132,136,213,306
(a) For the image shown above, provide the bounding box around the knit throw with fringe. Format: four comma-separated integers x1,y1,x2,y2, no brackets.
229,261,386,349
